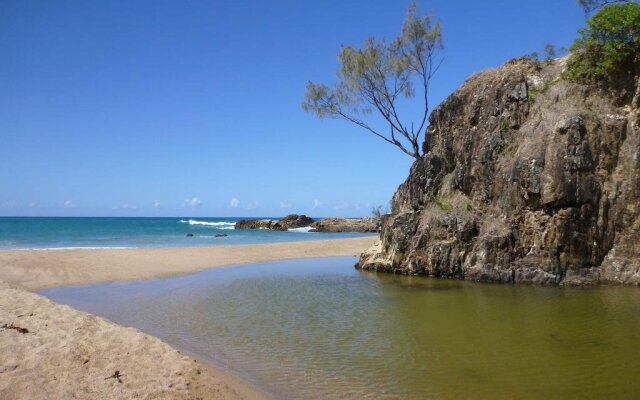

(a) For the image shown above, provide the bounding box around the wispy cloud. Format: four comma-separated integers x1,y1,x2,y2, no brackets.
63,200,77,209
229,197,239,208
122,203,137,210
183,197,202,209
246,201,259,210
312,199,323,209
334,202,350,210
1,201,18,208
152,200,160,210
28,202,38,208
279,201,292,209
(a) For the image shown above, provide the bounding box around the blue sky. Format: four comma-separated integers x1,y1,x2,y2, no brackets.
1,0,586,217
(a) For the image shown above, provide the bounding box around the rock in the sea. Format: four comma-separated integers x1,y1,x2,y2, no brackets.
214,234,228,238
235,215,315,231
234,219,276,229
357,57,640,286
186,233,194,237
271,214,315,231
311,217,380,233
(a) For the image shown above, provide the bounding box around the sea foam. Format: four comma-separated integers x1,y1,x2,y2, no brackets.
287,226,314,233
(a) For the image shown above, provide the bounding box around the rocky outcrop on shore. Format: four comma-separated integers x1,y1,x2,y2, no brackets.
357,58,640,286
234,219,277,230
235,215,315,230
310,217,381,233
234,215,380,233
272,214,315,231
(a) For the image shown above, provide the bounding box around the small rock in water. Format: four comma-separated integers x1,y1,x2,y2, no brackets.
186,233,194,237
215,234,228,238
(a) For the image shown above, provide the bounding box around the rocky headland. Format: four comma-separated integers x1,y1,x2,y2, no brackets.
358,57,640,285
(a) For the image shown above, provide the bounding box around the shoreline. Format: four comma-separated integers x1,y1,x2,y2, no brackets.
0,279,270,400
0,237,376,399
0,236,377,291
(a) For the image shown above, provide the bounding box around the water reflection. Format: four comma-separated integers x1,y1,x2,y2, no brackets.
41,257,640,399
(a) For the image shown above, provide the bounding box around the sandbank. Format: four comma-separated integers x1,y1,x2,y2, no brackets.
0,237,377,291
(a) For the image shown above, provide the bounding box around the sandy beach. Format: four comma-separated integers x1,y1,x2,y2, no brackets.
0,237,375,399
0,237,376,291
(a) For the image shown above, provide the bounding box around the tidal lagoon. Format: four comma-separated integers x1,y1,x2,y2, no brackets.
41,257,640,399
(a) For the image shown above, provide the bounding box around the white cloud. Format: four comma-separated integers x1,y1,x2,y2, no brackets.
183,197,202,209
334,202,350,210
229,197,239,208
1,201,18,208
28,202,38,208
246,201,259,210
63,200,77,209
279,201,292,209
152,200,160,210
312,199,323,209
122,203,137,210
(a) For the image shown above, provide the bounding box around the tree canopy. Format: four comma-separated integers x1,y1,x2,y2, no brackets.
302,3,443,160
577,0,635,14
566,1,640,81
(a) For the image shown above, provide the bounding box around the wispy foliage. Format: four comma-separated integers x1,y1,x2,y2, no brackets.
302,2,443,160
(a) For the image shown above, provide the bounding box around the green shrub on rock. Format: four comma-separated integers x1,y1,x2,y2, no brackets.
565,2,640,82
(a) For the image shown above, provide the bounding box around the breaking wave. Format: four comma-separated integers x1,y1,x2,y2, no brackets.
179,219,236,229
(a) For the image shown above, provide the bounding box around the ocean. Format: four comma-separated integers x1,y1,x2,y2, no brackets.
0,217,374,250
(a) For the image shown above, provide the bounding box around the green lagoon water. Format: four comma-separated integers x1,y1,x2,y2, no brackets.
41,257,640,399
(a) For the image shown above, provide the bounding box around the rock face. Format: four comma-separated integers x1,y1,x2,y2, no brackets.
311,217,381,233
358,58,640,285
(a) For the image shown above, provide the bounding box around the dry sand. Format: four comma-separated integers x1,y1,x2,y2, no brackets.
0,280,268,400
0,237,376,291
0,237,376,399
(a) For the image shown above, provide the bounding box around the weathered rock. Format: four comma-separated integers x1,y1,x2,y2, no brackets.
357,58,640,286
271,214,315,231
310,217,380,233
186,233,194,237
234,219,276,230
214,234,228,238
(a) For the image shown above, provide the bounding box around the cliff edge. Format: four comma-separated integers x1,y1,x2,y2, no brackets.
357,58,640,285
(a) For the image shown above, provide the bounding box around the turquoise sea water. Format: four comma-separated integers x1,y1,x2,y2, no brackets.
42,257,640,400
0,217,373,250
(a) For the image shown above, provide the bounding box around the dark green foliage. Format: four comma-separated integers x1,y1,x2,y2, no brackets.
565,2,640,82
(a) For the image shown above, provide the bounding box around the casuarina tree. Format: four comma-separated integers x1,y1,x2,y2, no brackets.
302,2,443,160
